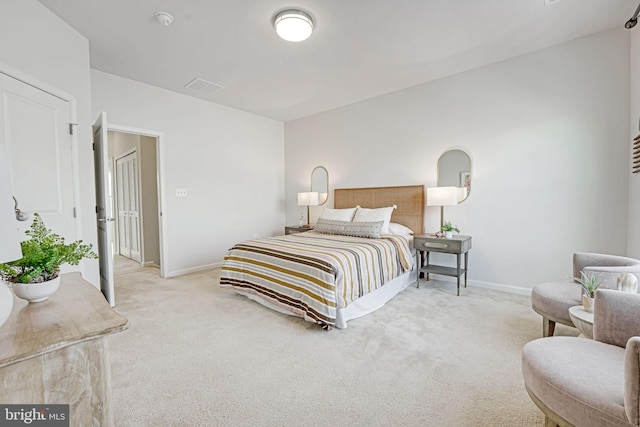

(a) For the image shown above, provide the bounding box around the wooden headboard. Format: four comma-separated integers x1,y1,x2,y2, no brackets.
334,185,424,234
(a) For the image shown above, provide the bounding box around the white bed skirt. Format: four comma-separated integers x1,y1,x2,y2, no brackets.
239,254,418,329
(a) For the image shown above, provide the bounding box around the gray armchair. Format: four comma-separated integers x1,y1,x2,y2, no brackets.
531,252,640,337
522,289,640,427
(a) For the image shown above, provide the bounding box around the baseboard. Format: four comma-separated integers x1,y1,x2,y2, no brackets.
164,262,223,278
469,279,532,296
428,274,532,296
164,265,531,296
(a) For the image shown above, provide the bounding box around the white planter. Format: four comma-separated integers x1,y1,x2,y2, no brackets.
582,294,594,313
12,276,61,303
444,231,453,239
0,280,13,327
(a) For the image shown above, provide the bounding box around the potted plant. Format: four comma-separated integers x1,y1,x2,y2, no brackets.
574,271,602,313
0,213,97,303
441,221,460,239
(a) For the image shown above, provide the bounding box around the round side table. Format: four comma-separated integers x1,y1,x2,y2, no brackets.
568,305,594,339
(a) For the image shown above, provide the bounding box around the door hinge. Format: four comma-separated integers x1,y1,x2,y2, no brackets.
95,205,99,214
73,207,77,218
92,142,96,151
69,123,78,135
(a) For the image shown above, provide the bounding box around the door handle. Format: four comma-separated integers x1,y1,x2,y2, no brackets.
98,218,115,223
13,196,28,221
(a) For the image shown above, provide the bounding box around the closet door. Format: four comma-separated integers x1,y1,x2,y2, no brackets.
115,151,141,262
116,156,130,258
127,154,141,262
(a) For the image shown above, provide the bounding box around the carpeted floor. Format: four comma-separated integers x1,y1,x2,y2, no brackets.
108,265,578,426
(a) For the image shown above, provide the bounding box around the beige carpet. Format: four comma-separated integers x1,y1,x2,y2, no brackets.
108,267,578,426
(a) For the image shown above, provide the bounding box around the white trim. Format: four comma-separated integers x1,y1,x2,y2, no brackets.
114,147,137,160
106,123,168,279
0,62,74,102
426,274,532,296
164,262,223,278
467,279,532,296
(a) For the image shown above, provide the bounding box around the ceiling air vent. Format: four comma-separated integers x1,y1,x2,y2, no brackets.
184,77,224,95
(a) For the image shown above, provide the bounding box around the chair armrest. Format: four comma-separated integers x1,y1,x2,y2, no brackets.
593,289,640,347
574,252,640,289
625,336,640,425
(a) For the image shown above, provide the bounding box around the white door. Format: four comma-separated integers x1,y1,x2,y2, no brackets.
116,157,130,258
0,72,76,246
93,112,115,307
116,151,142,262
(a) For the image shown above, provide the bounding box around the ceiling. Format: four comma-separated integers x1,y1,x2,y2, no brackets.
38,0,635,122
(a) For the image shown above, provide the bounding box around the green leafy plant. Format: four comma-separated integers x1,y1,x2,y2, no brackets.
441,221,460,233
0,213,97,284
574,271,603,298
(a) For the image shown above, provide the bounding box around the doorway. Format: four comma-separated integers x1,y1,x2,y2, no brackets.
108,130,163,277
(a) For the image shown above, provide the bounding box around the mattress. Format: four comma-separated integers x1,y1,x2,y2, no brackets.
219,231,413,329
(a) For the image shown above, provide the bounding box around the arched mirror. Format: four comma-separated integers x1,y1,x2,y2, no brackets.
437,149,472,202
311,166,329,205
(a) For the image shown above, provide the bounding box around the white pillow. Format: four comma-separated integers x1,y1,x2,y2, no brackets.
352,206,396,234
388,222,414,237
318,207,358,222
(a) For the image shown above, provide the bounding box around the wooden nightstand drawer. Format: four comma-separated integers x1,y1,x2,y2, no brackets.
414,235,471,254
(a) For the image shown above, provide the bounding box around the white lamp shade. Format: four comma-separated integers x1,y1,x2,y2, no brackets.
274,10,314,42
426,186,459,207
0,145,22,263
297,191,319,206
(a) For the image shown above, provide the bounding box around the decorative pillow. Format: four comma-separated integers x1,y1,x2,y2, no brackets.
388,222,414,237
314,219,384,239
352,206,396,234
318,207,358,222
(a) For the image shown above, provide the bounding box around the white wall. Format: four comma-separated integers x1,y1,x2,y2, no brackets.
91,70,285,277
285,28,630,291
0,0,99,284
628,30,640,259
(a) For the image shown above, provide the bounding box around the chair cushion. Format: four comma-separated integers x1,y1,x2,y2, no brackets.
523,336,629,426
531,281,581,325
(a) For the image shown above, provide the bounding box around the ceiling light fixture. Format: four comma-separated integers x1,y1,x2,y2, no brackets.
273,9,314,42
155,11,174,26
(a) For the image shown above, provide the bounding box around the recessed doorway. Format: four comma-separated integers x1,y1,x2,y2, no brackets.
108,130,163,277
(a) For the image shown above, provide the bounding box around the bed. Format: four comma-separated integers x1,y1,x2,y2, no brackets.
219,185,424,329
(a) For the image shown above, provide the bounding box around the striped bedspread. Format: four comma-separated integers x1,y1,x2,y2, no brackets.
219,231,413,328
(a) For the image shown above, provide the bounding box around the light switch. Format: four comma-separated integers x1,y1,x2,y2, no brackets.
176,188,188,197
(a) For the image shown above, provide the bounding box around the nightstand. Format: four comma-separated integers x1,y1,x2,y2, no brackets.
285,225,313,235
414,234,472,296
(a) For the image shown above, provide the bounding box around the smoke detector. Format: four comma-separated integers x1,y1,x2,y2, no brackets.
155,11,174,26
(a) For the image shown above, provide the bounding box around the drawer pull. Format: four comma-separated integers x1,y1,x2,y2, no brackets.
424,242,448,249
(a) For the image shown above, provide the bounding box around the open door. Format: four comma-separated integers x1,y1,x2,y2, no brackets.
93,112,115,306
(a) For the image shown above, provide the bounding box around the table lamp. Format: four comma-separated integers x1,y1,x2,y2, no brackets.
426,186,459,231
297,191,319,227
